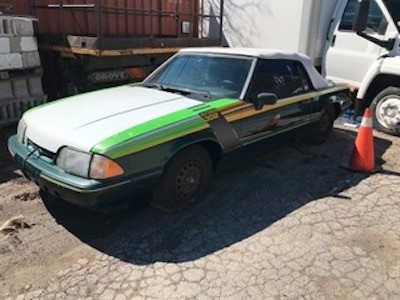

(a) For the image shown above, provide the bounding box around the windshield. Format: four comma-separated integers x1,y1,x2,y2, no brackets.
143,54,254,101
383,0,400,31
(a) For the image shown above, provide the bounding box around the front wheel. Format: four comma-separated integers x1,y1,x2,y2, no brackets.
305,104,335,145
370,87,400,136
152,145,213,212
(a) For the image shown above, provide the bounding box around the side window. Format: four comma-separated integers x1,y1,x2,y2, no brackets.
339,0,358,30
246,60,312,100
366,1,388,34
339,0,388,34
290,62,313,95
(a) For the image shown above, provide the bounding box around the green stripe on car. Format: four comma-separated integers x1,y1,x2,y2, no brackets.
92,98,240,158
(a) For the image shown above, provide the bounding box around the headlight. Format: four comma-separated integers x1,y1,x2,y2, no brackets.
56,147,124,179
17,119,27,144
56,148,91,178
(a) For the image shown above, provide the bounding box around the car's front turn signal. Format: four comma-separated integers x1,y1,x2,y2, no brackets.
90,155,125,179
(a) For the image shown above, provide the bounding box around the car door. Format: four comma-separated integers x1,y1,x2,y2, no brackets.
324,0,388,87
227,59,314,144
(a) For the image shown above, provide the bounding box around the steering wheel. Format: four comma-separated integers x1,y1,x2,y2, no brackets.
221,79,235,89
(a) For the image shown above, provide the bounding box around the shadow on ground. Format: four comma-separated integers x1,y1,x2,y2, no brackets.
42,128,392,264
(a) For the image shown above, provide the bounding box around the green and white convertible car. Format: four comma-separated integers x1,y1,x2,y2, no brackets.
8,48,351,211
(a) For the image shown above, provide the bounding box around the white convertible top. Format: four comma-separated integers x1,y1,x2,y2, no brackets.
180,47,329,90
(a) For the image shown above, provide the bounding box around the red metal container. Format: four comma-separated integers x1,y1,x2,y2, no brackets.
5,0,199,38
5,0,31,15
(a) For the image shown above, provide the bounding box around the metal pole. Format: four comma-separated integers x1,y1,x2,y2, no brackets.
189,0,193,43
59,0,66,46
95,0,102,50
125,0,129,36
141,0,145,36
200,0,204,38
29,0,36,16
219,0,224,45
150,0,154,42
158,0,162,37
175,0,179,37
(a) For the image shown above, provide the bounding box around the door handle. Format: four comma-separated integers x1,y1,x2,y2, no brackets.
326,19,334,41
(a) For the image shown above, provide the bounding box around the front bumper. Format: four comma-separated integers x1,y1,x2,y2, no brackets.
8,135,160,211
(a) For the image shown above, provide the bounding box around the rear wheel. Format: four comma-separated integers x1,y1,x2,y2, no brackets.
152,145,213,212
370,87,400,136
305,104,335,144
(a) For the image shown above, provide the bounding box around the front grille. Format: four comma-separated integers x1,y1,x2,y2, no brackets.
27,140,56,162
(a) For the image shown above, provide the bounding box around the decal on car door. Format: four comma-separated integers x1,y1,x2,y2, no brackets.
200,109,241,151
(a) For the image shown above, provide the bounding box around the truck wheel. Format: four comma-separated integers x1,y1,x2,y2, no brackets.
305,104,335,144
152,145,213,212
370,87,400,136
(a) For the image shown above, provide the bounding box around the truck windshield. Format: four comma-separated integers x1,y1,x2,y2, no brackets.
383,0,400,31
143,54,253,101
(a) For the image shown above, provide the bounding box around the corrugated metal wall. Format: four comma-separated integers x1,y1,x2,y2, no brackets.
4,0,199,38
5,0,31,15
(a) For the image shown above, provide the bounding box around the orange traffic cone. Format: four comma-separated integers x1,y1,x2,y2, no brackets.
348,108,375,172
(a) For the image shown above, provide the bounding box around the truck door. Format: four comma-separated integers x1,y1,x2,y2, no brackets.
324,0,389,87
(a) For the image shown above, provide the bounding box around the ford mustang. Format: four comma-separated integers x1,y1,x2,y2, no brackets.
8,48,351,211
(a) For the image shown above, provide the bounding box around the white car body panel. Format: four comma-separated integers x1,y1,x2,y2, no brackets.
23,86,202,153
357,56,400,99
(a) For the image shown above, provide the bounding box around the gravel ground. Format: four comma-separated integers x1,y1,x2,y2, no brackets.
0,123,400,299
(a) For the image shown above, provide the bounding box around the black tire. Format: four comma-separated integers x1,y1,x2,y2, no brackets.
152,145,213,212
305,104,335,145
370,87,400,136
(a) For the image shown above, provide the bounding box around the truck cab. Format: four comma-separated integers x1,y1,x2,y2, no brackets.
324,0,400,135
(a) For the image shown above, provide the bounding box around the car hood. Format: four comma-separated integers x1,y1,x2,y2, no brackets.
23,85,203,153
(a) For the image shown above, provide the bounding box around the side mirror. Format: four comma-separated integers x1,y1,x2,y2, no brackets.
353,0,370,33
253,93,278,110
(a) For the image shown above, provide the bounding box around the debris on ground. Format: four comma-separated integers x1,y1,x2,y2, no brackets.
0,215,31,235
14,191,40,202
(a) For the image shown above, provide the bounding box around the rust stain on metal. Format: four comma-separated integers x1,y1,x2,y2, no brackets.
40,45,182,57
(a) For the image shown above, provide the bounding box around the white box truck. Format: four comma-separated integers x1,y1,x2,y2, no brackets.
202,0,400,135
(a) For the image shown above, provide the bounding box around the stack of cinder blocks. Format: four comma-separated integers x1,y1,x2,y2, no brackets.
0,16,47,127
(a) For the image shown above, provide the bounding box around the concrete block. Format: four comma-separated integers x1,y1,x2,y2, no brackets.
0,105,8,121
27,76,44,96
8,37,20,52
10,37,38,53
11,18,34,36
0,71,9,79
0,53,23,70
0,17,13,36
0,80,13,99
21,51,41,68
0,37,11,53
12,78,29,98
20,37,38,52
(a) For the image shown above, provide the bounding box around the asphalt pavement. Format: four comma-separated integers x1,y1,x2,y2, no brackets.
1,123,400,299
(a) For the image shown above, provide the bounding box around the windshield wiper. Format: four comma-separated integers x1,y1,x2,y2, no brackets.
142,83,189,95
161,86,191,95
162,86,212,99
142,83,211,100
141,83,165,90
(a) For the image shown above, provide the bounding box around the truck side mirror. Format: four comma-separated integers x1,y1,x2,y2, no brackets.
253,93,278,110
353,0,370,33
